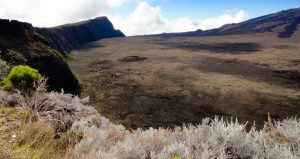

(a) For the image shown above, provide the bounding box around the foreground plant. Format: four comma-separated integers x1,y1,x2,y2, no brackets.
71,116,300,159
1,65,41,91
1,76,300,159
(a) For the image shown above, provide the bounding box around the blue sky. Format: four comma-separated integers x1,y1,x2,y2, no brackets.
113,0,299,19
0,0,299,35
156,0,299,18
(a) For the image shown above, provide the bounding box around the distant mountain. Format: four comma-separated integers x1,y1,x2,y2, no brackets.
0,17,125,94
152,7,300,38
37,17,125,54
150,29,204,38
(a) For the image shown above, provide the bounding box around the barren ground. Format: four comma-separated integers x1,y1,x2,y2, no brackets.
69,33,300,129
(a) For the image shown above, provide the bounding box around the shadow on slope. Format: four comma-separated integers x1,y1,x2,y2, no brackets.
194,56,300,89
154,42,263,54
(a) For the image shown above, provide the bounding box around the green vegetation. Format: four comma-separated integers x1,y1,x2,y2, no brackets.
172,155,187,159
1,65,41,91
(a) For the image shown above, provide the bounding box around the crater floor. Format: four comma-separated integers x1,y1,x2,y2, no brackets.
69,33,300,129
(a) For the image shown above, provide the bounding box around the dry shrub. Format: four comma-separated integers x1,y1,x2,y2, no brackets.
71,117,300,159
1,77,300,159
15,78,101,132
0,78,100,158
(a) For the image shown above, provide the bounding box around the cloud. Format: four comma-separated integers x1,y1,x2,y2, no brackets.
197,10,248,30
111,2,248,36
0,1,248,35
109,2,198,35
0,0,134,27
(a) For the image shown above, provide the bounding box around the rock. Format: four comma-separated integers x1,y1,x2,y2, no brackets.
36,17,125,54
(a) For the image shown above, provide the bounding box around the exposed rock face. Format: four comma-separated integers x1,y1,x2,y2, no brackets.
0,19,34,38
36,17,125,54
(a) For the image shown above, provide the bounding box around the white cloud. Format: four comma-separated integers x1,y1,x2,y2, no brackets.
109,2,198,35
0,1,248,35
0,0,134,27
111,2,248,36
197,10,248,30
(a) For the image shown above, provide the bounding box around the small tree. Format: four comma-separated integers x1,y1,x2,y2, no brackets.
1,65,42,91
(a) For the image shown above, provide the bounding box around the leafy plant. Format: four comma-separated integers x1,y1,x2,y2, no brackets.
1,65,42,91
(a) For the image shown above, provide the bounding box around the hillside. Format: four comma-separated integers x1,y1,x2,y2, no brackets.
36,17,125,54
0,17,125,94
0,19,81,94
153,7,300,38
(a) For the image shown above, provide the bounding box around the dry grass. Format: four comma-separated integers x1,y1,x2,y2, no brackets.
1,81,300,159
0,104,73,159
17,121,80,159
0,79,99,159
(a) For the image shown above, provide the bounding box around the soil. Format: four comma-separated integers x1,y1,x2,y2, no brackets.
118,56,147,62
69,33,300,129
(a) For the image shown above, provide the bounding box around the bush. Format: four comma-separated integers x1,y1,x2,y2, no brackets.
1,65,42,91
72,117,300,159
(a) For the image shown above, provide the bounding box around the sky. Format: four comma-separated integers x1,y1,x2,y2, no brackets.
0,0,299,36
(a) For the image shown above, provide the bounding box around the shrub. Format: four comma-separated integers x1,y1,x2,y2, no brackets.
72,117,300,159
1,65,42,91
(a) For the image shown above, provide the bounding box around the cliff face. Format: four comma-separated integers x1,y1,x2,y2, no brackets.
37,17,125,54
0,19,81,94
0,19,34,38
0,17,124,94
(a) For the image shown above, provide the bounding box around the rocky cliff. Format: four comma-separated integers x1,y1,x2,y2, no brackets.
36,17,125,54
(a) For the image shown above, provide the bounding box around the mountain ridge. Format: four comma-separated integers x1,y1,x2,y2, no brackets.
36,16,125,54
150,7,300,38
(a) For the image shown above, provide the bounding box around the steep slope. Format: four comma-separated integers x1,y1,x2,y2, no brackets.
0,19,81,94
204,7,300,38
153,7,300,38
36,17,125,54
0,17,125,94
